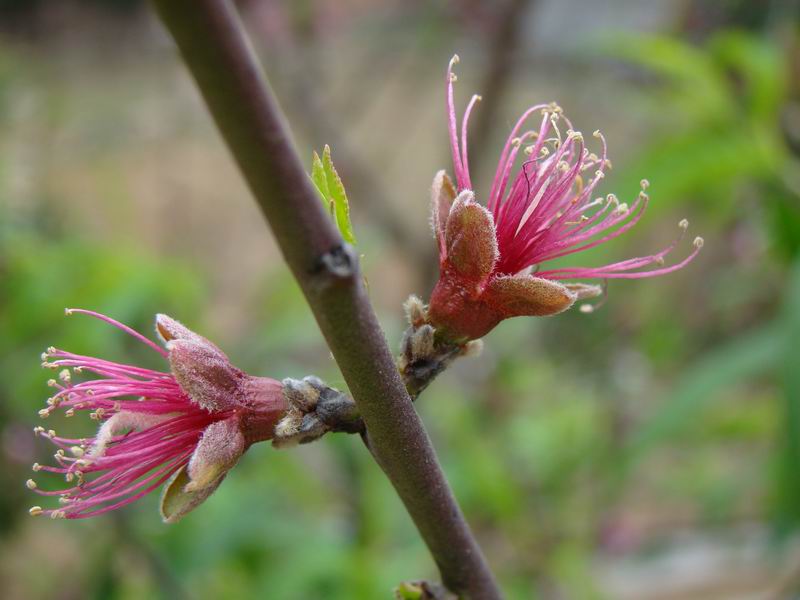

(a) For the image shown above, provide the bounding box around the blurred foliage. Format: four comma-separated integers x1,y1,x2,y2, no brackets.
605,30,798,257
602,30,800,538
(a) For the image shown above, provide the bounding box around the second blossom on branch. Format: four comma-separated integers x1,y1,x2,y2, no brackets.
424,55,703,344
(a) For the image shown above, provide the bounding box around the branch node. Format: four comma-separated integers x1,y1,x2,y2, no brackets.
274,376,364,447
312,243,357,284
397,296,482,399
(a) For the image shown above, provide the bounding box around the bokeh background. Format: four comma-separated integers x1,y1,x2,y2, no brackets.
1,0,799,598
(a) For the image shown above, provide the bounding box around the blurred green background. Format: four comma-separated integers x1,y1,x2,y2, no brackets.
1,1,799,598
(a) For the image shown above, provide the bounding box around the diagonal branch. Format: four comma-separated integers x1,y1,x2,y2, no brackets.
149,1,501,597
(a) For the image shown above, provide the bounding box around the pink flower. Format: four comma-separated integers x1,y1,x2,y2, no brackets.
29,310,286,522
427,56,703,343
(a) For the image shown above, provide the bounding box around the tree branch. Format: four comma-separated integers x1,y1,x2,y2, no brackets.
149,1,501,597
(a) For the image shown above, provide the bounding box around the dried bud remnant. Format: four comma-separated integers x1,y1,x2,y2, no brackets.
397,295,483,399
273,376,363,447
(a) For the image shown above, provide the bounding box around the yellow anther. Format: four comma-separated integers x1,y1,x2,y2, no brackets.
29,506,43,517
693,237,704,249
447,56,459,79
26,479,37,490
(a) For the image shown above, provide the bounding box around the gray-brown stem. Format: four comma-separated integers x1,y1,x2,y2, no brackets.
149,1,501,597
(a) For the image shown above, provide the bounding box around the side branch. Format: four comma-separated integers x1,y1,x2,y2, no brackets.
149,1,501,597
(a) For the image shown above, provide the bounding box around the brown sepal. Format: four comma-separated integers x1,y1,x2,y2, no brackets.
444,191,498,281
486,275,576,317
430,170,457,256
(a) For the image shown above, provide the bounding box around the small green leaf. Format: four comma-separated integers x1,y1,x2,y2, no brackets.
394,582,424,600
310,145,357,245
311,151,330,206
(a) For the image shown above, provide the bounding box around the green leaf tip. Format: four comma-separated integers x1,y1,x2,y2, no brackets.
310,144,357,245
394,582,424,600
393,581,453,599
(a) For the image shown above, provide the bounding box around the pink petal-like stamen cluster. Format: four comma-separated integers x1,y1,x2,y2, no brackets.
29,309,229,519
446,55,703,281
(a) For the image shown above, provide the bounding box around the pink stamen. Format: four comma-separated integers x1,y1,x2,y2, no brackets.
31,311,228,519
447,56,467,190
65,309,168,357
460,94,481,191
440,58,702,287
